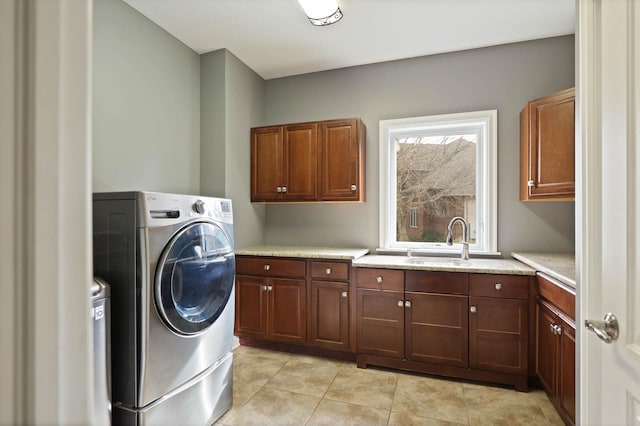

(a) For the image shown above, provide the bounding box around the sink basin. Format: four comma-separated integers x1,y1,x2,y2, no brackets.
405,256,468,266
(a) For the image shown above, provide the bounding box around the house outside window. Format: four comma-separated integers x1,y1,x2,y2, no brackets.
379,110,498,255
409,206,419,228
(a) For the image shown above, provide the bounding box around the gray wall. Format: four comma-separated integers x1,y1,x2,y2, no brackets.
263,36,576,256
200,49,267,248
93,0,201,194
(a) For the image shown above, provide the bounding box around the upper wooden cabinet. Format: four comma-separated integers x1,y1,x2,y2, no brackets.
520,88,575,201
251,118,365,203
251,123,318,201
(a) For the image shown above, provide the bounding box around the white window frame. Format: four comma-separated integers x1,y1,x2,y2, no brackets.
379,110,498,255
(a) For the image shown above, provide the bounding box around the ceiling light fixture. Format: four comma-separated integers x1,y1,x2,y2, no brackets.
297,0,343,26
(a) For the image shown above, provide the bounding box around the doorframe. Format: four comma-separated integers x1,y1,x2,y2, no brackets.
0,0,93,424
577,0,613,423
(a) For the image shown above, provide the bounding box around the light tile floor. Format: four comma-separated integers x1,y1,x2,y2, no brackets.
216,345,565,426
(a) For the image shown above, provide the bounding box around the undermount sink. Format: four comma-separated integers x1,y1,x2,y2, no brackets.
405,256,468,266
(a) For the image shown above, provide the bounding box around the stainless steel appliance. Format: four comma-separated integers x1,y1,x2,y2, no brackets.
92,277,111,426
93,192,235,425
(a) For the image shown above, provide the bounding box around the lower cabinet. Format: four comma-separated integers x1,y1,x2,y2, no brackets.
310,280,349,351
357,287,405,358
235,256,307,344
235,275,307,344
403,266,470,368
536,296,576,426
356,268,405,358
235,258,534,393
235,256,353,352
356,268,530,391
469,274,529,376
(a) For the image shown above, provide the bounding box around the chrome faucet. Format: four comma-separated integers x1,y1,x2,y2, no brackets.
446,217,469,260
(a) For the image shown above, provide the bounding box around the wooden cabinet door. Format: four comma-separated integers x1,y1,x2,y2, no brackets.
405,292,468,367
536,299,559,395
559,317,576,425
283,123,317,200
235,275,268,338
469,296,528,375
310,280,349,351
269,278,307,344
356,288,404,358
251,126,283,201
520,88,575,201
319,119,365,201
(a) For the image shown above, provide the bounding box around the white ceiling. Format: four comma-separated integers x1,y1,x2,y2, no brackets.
122,0,575,80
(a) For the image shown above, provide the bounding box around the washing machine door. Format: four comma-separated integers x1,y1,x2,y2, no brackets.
155,221,235,335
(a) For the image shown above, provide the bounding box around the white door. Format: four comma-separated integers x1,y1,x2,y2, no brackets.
578,1,640,424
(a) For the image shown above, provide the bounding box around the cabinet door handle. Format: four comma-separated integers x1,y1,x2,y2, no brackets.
267,285,273,292
494,283,502,290
351,184,357,191
264,264,270,271
404,300,411,308
341,291,348,298
397,300,404,307
527,180,535,187
376,276,383,283
276,187,282,193
261,285,267,291
549,323,558,334
470,306,477,313
326,268,332,275
282,186,287,193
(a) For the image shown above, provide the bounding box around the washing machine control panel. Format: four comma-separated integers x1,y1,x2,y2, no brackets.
141,192,233,225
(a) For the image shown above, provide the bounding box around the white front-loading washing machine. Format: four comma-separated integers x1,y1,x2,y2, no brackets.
93,191,235,426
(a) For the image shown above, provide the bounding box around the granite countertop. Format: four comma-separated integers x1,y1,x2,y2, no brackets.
235,245,370,260
352,255,536,275
511,252,576,287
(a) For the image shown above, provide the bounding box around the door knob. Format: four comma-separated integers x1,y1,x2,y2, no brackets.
585,313,619,343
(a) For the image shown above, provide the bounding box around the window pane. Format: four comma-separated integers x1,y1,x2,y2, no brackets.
395,134,476,244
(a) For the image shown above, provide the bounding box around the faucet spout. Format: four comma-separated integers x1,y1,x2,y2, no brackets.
446,217,469,260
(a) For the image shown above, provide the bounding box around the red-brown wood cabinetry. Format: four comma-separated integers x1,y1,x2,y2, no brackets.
536,273,576,426
235,257,307,344
251,118,365,202
520,87,575,201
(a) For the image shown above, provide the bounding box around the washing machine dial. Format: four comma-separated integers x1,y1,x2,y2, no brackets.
193,200,206,214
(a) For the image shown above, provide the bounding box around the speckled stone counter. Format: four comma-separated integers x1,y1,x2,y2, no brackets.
352,255,536,275
511,252,576,287
235,245,370,260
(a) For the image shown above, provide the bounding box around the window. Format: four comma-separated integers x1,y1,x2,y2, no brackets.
409,207,418,228
379,110,498,255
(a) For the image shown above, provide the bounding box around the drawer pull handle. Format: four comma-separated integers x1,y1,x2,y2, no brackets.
264,264,270,271
494,283,502,290
397,300,404,307
376,276,383,283
470,306,477,313
341,291,348,298
326,268,332,275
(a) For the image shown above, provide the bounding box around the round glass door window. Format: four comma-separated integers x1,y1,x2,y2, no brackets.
156,221,235,335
